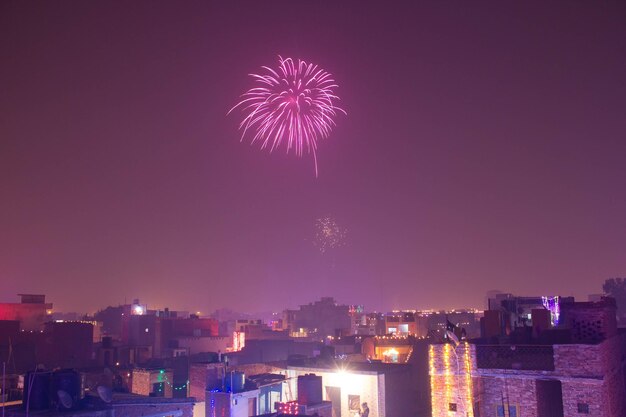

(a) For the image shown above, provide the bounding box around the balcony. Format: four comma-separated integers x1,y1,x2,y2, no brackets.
476,344,555,371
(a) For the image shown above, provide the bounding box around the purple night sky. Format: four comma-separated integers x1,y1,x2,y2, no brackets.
1,2,625,314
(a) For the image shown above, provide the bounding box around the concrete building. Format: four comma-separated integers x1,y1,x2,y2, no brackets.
4,392,195,417
205,371,285,417
384,312,421,336
176,336,231,355
283,298,351,338
361,336,414,363
41,321,94,368
0,294,53,331
285,362,415,417
424,310,482,340
226,339,327,366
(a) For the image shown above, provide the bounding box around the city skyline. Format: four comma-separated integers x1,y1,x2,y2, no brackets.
2,1,625,313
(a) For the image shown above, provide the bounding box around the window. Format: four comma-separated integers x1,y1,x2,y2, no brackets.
496,405,518,417
449,403,457,412
577,403,589,414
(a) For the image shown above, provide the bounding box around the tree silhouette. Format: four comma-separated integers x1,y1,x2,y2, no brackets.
603,278,626,321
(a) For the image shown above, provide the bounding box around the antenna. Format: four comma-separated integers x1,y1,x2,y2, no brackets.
96,386,112,403
57,390,73,409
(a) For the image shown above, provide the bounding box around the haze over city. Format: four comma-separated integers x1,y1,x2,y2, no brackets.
1,1,625,315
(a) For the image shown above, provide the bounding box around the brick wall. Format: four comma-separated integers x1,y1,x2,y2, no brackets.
132,370,151,396
131,369,174,398
430,334,626,417
480,376,538,417
429,343,476,417
553,344,603,378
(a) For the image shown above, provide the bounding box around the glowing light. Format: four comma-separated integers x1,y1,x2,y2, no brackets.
132,304,146,315
429,343,475,417
276,401,300,415
229,56,346,176
444,344,453,415
382,348,399,363
429,346,436,415
462,342,474,417
542,296,560,325
314,216,347,253
232,331,245,352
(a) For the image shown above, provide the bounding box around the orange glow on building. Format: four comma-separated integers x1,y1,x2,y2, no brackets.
232,331,245,352
429,342,474,417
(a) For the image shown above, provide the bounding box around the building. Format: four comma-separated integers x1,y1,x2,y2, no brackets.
285,362,415,417
0,294,53,331
205,371,285,417
131,368,176,398
41,321,94,369
424,310,482,340
226,339,328,366
361,336,414,363
429,298,626,417
485,294,575,334
3,391,195,417
283,298,351,338
383,311,425,337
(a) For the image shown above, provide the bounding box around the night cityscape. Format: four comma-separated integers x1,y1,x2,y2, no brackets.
1,2,626,417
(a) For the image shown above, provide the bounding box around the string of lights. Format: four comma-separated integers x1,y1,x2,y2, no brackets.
156,370,190,392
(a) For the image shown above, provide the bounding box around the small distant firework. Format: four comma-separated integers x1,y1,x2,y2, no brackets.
228,56,345,176
314,216,347,253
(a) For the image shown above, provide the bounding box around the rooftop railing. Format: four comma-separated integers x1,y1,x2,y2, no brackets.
476,344,555,371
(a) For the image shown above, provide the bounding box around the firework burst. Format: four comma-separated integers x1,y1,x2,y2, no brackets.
229,56,345,176
314,216,347,253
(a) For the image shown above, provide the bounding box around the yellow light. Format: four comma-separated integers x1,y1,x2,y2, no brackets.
444,344,452,415
382,348,399,356
463,342,474,417
429,345,438,416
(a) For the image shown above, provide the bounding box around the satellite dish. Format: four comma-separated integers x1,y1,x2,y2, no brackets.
57,390,73,409
103,367,113,376
97,385,113,403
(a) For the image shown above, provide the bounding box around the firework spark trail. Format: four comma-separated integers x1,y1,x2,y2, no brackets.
229,56,345,176
314,216,347,253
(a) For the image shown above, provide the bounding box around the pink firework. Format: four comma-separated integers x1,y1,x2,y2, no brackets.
229,56,345,176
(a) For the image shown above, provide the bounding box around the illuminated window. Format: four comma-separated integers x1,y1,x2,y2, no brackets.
577,403,589,414
449,403,457,412
497,405,518,417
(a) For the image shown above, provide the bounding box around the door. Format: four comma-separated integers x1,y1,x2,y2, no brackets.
536,379,564,417
248,397,257,416
325,386,341,417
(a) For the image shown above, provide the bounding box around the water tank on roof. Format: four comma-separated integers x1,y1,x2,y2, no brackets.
51,369,82,410
23,371,52,411
224,371,245,393
297,374,322,405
